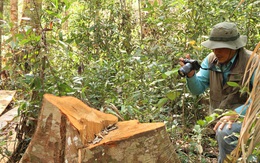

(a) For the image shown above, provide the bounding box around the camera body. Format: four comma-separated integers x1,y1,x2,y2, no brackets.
178,59,201,77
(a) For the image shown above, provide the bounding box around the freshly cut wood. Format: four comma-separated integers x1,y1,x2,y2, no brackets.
43,94,118,143
85,120,180,163
20,94,180,163
0,90,16,115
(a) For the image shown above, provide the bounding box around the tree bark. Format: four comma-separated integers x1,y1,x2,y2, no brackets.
21,94,180,163
0,0,3,72
21,94,118,163
10,0,18,40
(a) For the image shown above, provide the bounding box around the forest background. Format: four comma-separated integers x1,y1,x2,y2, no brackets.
0,0,260,162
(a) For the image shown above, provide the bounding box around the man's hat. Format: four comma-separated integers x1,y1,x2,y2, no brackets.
201,22,247,50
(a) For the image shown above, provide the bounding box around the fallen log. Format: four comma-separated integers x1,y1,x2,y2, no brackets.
21,94,180,163
0,90,16,116
0,90,18,163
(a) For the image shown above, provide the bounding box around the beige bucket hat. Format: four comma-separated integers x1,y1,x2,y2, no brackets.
201,22,247,50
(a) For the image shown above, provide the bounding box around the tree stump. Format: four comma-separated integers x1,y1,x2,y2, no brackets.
20,94,180,163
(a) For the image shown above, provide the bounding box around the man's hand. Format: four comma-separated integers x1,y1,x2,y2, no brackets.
213,114,239,131
179,54,195,78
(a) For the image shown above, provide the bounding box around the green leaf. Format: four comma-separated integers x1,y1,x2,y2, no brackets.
227,82,240,87
58,83,74,93
205,116,213,123
221,110,238,116
163,69,178,77
30,77,41,90
149,79,165,85
193,124,201,132
197,120,206,126
133,108,142,115
166,91,181,101
157,98,168,108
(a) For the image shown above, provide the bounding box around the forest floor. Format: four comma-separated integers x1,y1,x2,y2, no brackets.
173,104,220,163
175,137,218,163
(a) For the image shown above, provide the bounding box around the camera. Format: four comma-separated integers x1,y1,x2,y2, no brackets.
178,59,201,77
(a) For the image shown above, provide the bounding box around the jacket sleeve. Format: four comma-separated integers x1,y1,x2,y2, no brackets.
186,56,210,95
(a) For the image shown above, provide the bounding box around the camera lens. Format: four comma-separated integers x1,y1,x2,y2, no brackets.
178,63,193,77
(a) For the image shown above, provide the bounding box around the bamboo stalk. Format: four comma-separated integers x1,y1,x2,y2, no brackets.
231,42,260,162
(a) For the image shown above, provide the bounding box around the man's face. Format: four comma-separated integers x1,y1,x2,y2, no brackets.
212,48,236,64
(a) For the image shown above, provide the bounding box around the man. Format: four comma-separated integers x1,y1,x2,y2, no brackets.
179,22,255,162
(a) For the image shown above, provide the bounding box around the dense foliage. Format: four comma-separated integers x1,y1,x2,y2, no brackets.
1,0,260,162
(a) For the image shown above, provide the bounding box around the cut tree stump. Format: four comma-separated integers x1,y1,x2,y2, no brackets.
20,94,180,163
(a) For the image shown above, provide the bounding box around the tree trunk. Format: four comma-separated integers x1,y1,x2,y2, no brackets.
0,0,3,72
10,0,18,40
20,0,42,33
21,94,180,163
